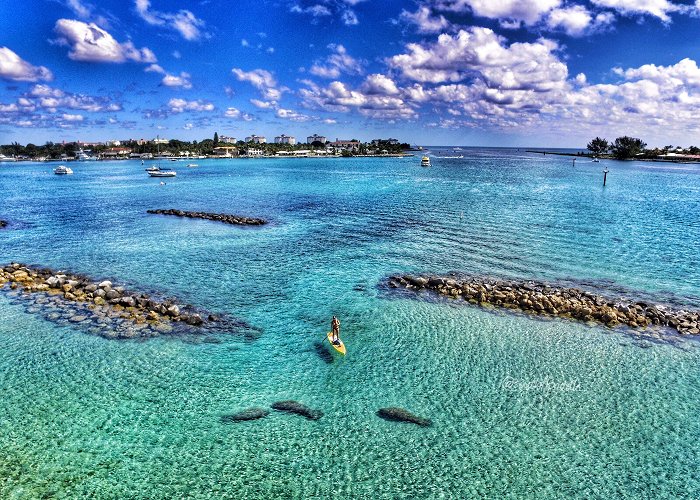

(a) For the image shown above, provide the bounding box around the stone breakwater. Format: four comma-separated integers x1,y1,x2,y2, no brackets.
147,209,267,226
0,263,256,340
388,275,700,335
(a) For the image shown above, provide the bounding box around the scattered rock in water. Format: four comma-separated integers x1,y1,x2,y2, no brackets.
376,407,432,427
220,408,270,423
0,262,257,340
388,274,700,336
147,209,267,226
0,220,8,229
271,400,323,420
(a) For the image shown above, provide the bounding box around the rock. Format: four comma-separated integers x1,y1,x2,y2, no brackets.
84,284,98,293
46,276,61,288
147,209,267,226
220,408,270,423
271,400,323,420
69,315,88,323
105,289,120,300
120,296,136,307
167,305,180,317
98,280,112,289
186,313,204,326
376,407,432,427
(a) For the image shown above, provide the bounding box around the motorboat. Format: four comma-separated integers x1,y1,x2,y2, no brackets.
148,169,176,177
421,156,431,167
187,163,199,168
592,157,600,163
145,165,160,172
54,165,73,175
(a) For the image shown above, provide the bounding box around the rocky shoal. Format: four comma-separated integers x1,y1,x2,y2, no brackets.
147,209,267,226
388,274,700,335
0,263,257,340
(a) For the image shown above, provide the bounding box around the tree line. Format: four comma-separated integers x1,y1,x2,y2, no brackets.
587,136,700,160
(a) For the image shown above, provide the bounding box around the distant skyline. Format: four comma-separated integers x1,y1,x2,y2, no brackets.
2,0,700,147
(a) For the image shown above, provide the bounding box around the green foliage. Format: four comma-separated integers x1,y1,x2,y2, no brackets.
611,136,647,160
586,137,609,156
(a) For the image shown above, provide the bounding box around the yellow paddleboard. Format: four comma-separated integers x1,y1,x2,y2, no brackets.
327,332,346,355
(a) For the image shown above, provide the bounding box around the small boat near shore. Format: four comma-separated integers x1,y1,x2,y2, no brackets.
187,163,199,168
421,156,431,167
54,165,73,175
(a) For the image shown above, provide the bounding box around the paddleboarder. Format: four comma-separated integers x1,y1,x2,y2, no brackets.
331,316,340,345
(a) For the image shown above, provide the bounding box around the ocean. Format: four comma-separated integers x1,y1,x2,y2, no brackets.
1,149,699,498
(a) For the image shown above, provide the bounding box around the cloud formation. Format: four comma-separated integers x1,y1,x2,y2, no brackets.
135,0,206,41
0,47,53,82
54,19,156,63
309,44,364,79
232,68,284,100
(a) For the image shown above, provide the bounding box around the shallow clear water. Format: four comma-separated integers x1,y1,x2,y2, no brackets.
1,150,699,498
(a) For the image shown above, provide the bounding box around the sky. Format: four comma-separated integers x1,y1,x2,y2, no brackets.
1,0,700,147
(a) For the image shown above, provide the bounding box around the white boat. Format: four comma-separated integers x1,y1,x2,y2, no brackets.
148,136,176,177
75,149,97,161
0,154,17,162
592,157,600,163
148,169,176,177
421,156,431,167
187,163,199,168
54,165,73,175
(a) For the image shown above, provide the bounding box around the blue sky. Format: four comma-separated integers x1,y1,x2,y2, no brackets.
1,0,700,147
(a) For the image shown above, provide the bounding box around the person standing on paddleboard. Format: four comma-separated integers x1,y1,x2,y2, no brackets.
331,316,340,344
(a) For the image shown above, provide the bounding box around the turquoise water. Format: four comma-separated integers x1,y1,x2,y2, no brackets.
1,150,699,498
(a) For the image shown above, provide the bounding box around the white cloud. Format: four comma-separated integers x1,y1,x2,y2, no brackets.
399,6,451,34
341,9,359,25
0,47,53,82
309,44,364,79
61,113,84,121
250,99,275,109
162,72,192,89
225,107,254,121
232,68,283,100
290,0,363,25
433,0,561,25
168,98,214,112
54,19,156,63
276,108,314,121
135,0,205,41
183,122,194,130
300,77,418,119
590,0,681,22
388,28,568,91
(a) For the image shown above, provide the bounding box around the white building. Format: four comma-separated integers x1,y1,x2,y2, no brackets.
152,137,169,145
245,135,267,144
307,134,327,144
274,134,296,145
246,148,264,157
219,135,236,143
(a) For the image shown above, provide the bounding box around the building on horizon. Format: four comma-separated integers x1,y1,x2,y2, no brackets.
307,134,327,144
330,139,361,151
246,148,264,157
245,135,267,144
152,137,169,145
274,134,296,145
219,135,236,143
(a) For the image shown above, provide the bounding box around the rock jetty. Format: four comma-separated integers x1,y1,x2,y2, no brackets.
147,209,267,226
0,262,254,339
389,274,700,335
271,400,323,420
376,407,432,427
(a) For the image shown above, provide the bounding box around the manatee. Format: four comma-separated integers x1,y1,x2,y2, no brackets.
271,400,323,420
376,407,432,427
220,408,270,423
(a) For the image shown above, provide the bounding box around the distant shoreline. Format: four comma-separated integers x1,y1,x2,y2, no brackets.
526,150,700,164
